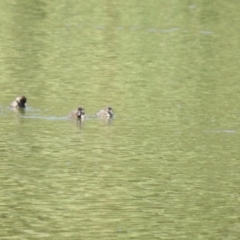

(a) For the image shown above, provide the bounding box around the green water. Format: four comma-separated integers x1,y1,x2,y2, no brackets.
1,1,240,239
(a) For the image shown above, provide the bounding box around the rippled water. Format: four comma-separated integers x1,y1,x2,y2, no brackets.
1,1,240,239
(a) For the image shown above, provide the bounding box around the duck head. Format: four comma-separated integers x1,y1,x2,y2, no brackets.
16,96,27,108
77,107,85,120
106,106,114,118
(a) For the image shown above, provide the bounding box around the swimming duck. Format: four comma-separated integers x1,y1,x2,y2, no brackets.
96,106,114,119
10,96,27,108
69,106,85,120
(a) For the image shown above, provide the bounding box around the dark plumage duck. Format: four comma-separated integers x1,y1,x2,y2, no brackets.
96,106,114,119
69,106,85,120
10,96,27,108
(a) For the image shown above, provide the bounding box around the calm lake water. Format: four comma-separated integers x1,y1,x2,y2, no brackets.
1,1,240,239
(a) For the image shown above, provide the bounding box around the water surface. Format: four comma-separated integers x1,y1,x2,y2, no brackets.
1,1,240,239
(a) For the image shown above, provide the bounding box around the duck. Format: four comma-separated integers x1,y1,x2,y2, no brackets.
69,106,85,120
10,96,27,108
96,106,114,119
